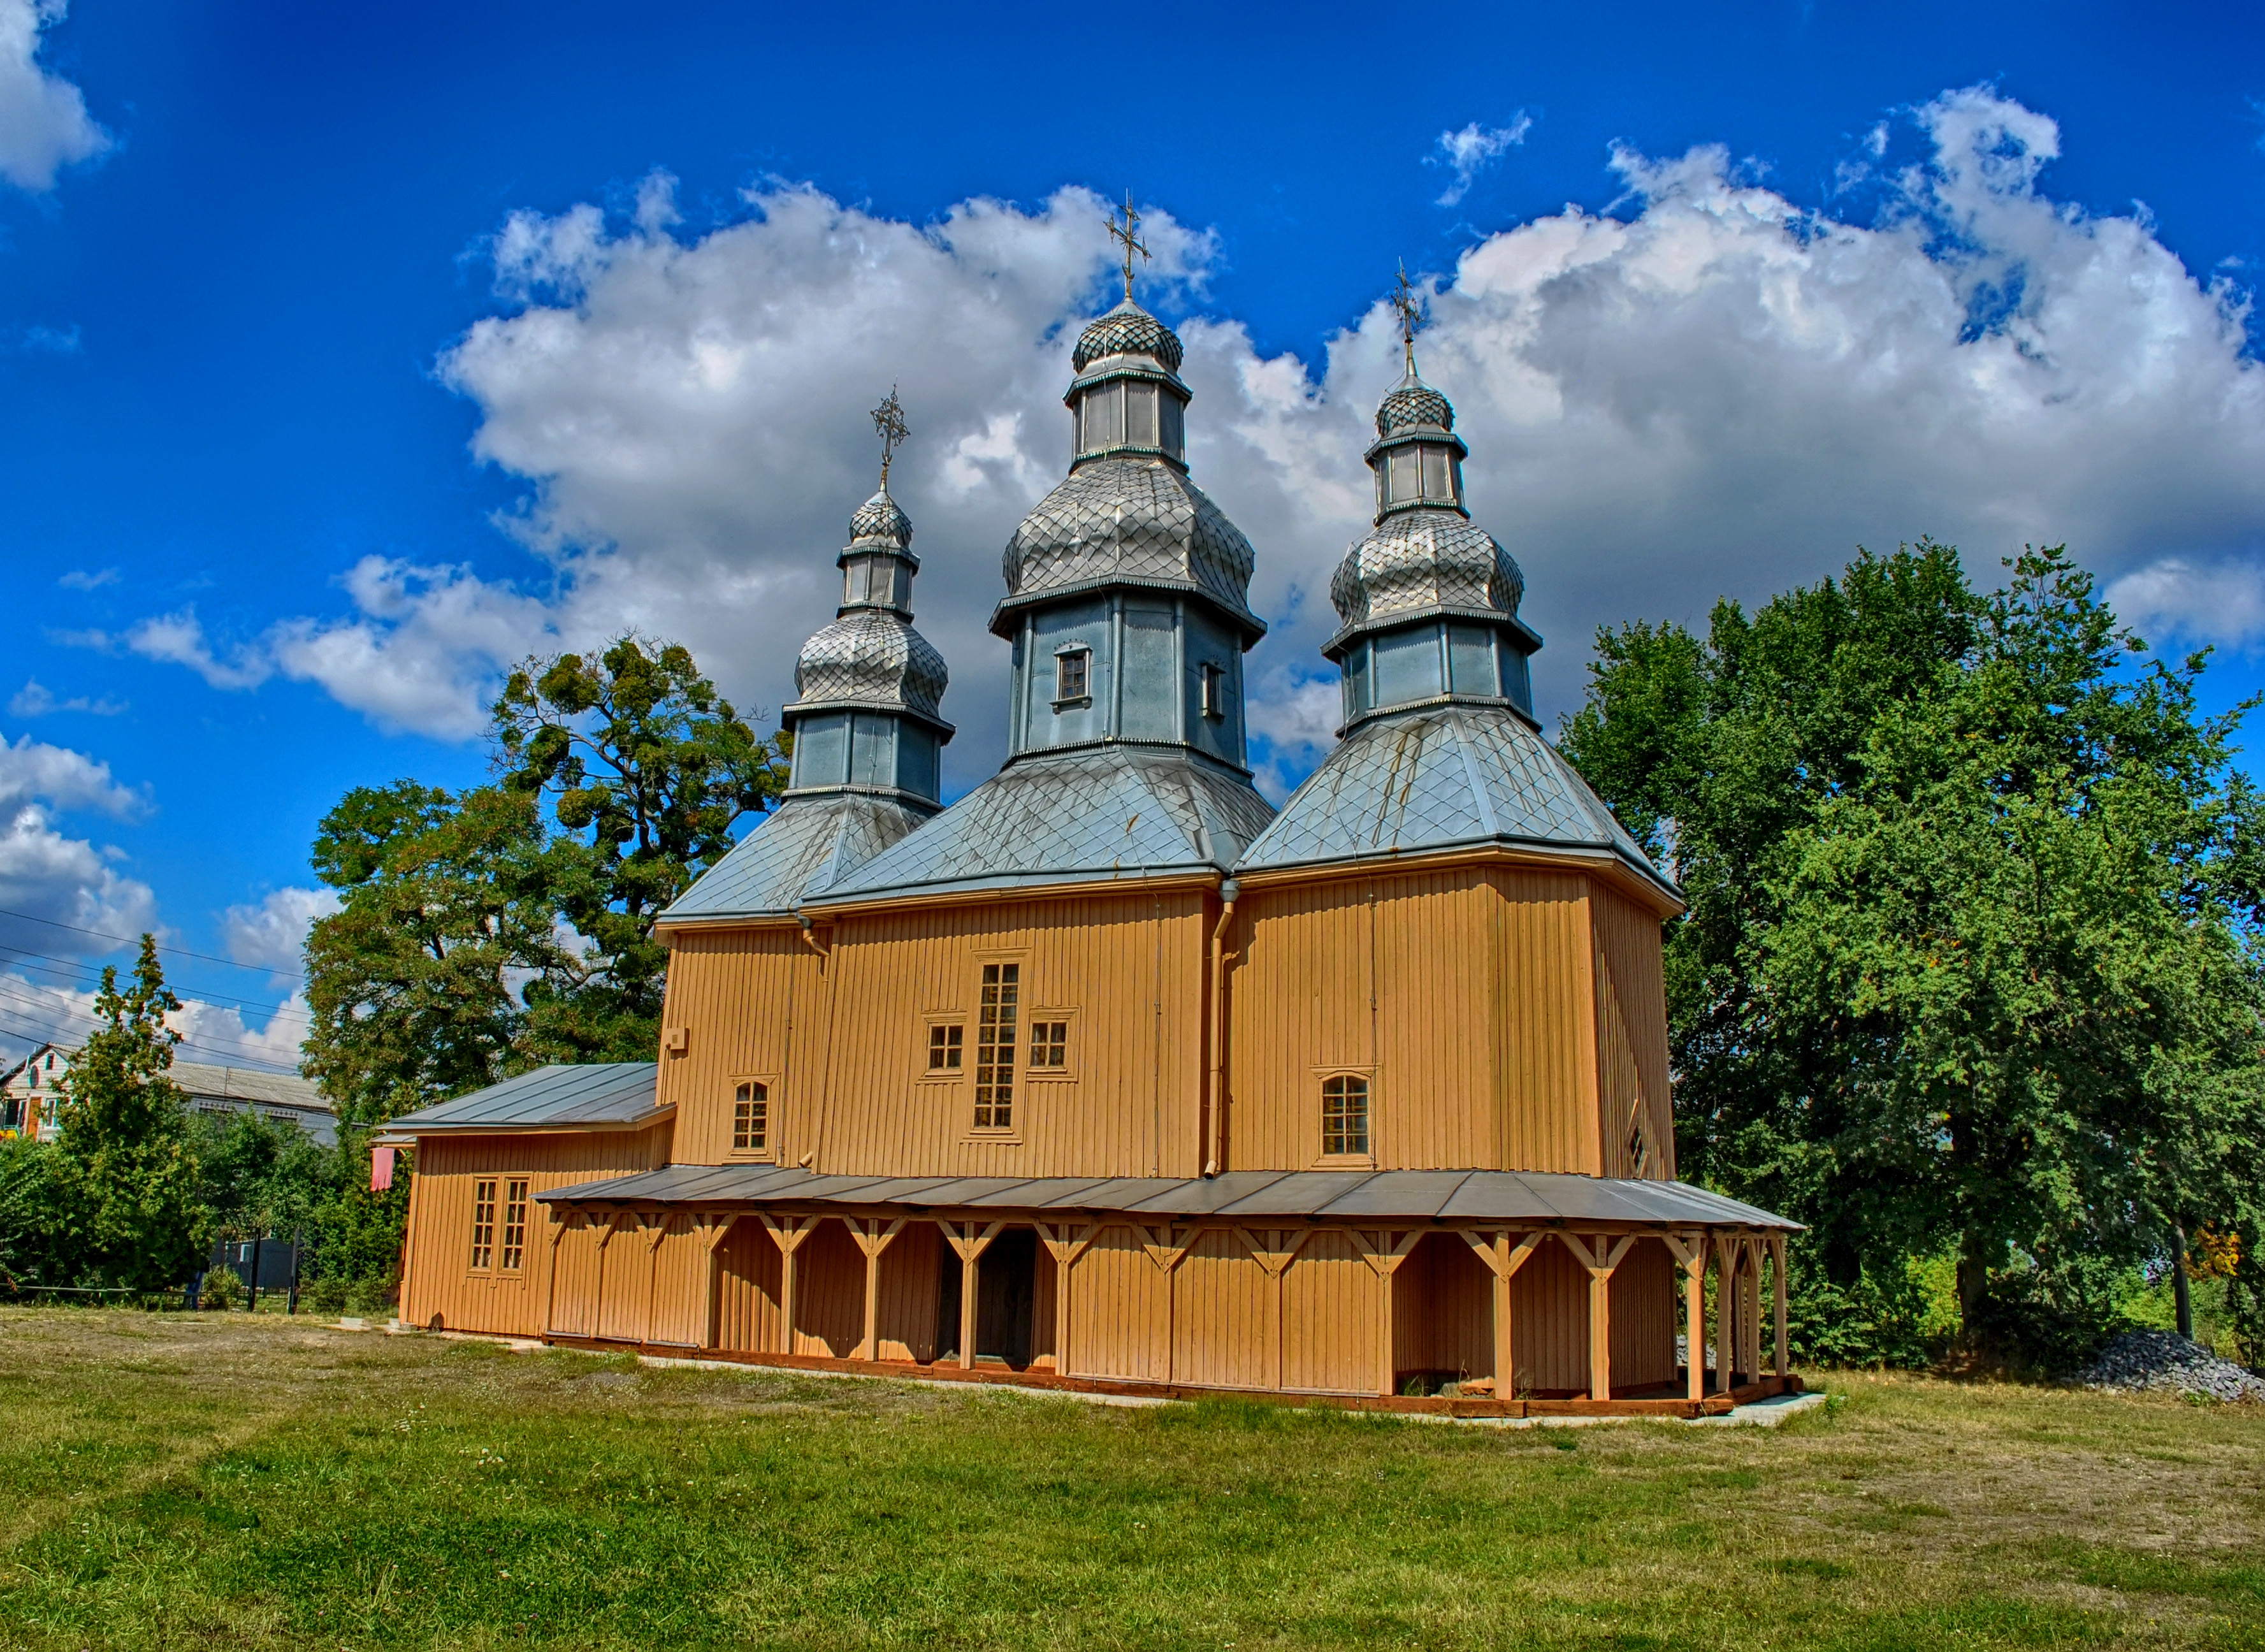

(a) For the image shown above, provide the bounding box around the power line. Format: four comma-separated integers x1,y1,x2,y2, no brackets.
0,945,315,1022
0,906,309,975
0,990,305,1073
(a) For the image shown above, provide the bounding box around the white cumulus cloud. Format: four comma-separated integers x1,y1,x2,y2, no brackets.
0,0,106,192
222,887,342,976
1431,115,1533,207
0,734,155,964
115,87,2265,795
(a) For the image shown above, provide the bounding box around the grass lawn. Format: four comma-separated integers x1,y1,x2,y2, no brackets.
1,1309,2260,1650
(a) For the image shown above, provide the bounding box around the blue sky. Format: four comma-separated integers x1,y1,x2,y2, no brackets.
4,0,2264,1068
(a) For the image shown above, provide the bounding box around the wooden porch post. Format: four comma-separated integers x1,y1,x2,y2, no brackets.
1770,1233,1789,1377
1663,1232,1708,1403
1357,1230,1422,1397
1712,1233,1739,1393
1562,1233,1638,1402
1745,1238,1765,1380
847,1217,907,1361
758,1214,818,1357
1141,1228,1194,1384
1038,1223,1096,1377
1462,1230,1542,1399
941,1219,1005,1370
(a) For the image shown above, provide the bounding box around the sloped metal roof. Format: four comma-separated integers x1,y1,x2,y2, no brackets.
658,794,936,922
813,745,1275,906
1233,704,1676,901
536,1163,1795,1229
170,1061,328,1112
386,1064,665,1133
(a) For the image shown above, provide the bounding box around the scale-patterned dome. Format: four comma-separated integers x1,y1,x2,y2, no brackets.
1073,300,1185,373
997,457,1261,634
1329,511,1523,643
848,485,912,549
792,609,948,721
1377,377,1454,436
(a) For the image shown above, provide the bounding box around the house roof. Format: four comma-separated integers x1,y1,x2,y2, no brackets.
535,1164,1797,1230
384,1064,667,1133
658,793,936,924
811,744,1276,907
170,1061,329,1112
1233,704,1678,902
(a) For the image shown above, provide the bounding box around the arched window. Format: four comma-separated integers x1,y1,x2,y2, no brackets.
733,1081,769,1153
1321,1075,1370,1157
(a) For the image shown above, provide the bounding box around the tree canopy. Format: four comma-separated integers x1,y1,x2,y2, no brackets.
1561,543,2265,1361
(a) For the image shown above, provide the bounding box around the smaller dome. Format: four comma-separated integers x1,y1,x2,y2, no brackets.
1073,299,1185,373
1377,373,1454,437
791,609,949,722
848,484,912,549
1329,512,1524,645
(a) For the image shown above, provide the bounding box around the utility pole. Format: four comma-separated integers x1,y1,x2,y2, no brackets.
2172,1223,2193,1342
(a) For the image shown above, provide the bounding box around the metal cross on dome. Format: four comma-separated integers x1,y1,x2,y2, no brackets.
1392,261,1426,376
871,386,909,484
1104,192,1149,303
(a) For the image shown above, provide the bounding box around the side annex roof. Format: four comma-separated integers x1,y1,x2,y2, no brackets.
384,1063,666,1133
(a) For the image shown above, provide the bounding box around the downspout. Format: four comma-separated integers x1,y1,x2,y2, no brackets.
795,913,834,1170
1204,878,1240,1178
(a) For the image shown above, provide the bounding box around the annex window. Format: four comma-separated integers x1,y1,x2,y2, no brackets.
733,1081,769,1153
1029,1019,1068,1069
974,963,1019,1129
1199,661,1224,720
1627,1122,1650,1177
927,1024,964,1071
1321,1075,1370,1157
468,1178,498,1272
1055,648,1090,705
499,1178,530,1272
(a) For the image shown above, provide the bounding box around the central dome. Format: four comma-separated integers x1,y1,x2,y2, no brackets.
790,608,948,722
1328,511,1524,649
1073,299,1184,373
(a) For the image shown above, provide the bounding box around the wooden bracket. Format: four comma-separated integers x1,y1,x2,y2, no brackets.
1559,1231,1637,1277
849,1216,908,1259
1462,1229,1543,1282
593,1212,631,1252
1356,1229,1422,1278
941,1219,1006,1264
1036,1222,1096,1269
700,1214,742,1254
1140,1225,1192,1273
758,1212,820,1256
1234,1226,1315,1277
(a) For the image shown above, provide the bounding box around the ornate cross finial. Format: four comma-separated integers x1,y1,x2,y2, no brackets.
871,385,909,485
1392,261,1425,377
1104,191,1149,303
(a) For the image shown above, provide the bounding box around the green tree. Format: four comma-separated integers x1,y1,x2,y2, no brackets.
1561,544,2265,1358
52,938,209,1291
494,636,788,1062
0,1134,65,1291
303,781,559,1124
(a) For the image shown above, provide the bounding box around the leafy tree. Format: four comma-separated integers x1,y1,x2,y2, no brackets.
303,781,558,1124
0,1134,65,1291
494,636,788,1062
1562,544,2265,1359
193,1107,335,1242
52,938,209,1291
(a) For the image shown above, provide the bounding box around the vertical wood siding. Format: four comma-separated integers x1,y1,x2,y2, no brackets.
1510,1238,1591,1394
658,925,825,1167
1280,1231,1382,1394
1490,869,1600,1174
646,1217,708,1347
1171,1229,1271,1389
1066,1225,1169,1380
715,1221,783,1353
793,1219,867,1358
1392,1231,1494,1382
1591,888,1675,1180
874,1221,941,1363
1609,1238,1677,1389
397,1124,670,1338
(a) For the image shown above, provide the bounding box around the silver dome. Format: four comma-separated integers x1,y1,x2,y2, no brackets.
788,607,949,722
1377,376,1453,437
1073,300,1184,373
994,457,1263,636
1328,509,1524,649
848,484,913,551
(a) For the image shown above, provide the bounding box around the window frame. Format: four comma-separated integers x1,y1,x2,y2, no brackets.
919,1015,966,1083
724,1073,778,1159
1312,1067,1377,1167
498,1177,530,1273
1024,1006,1078,1082
468,1177,498,1273
968,957,1024,1136
1052,644,1093,708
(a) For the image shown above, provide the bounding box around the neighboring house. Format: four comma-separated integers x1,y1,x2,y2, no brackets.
383,286,1798,1417
0,1041,336,1147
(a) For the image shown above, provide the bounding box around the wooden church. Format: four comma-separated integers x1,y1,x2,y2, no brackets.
383,249,1800,1416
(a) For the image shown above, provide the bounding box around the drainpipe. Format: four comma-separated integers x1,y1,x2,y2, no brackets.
1205,879,1240,1178
796,913,830,961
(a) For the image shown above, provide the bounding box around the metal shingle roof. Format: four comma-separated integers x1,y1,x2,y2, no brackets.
659,793,936,922
536,1164,1797,1229
813,745,1276,905
1233,704,1676,899
386,1064,664,1132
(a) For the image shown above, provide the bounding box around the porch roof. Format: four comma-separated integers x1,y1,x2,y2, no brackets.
534,1164,1798,1230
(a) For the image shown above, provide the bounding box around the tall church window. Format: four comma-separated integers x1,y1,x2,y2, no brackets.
1321,1075,1370,1157
1082,383,1123,451
468,1178,498,1272
974,964,1019,1129
499,1179,530,1272
733,1081,769,1152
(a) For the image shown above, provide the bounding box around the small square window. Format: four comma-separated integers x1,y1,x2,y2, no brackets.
733,1081,769,1153
927,1024,963,1071
1030,1020,1068,1069
1055,649,1090,704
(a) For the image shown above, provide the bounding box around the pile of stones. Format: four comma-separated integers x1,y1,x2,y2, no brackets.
2075,1330,2265,1403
